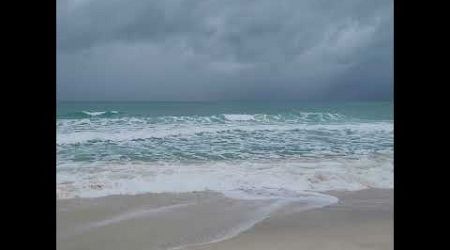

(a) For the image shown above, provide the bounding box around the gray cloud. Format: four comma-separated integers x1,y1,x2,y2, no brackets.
57,0,393,101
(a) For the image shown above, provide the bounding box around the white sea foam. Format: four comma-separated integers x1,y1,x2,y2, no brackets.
57,110,393,201
81,111,119,116
57,121,392,145
57,154,392,200
223,114,255,121
82,111,107,116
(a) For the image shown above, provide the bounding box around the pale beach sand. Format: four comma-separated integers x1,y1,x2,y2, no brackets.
57,189,392,250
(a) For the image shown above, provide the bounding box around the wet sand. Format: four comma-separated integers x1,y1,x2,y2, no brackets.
57,189,392,250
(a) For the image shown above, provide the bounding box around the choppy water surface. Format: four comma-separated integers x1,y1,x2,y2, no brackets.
57,102,393,200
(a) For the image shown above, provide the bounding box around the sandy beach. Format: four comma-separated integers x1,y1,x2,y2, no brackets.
57,188,392,250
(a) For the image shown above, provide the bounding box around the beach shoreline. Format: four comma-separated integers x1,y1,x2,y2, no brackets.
57,188,392,250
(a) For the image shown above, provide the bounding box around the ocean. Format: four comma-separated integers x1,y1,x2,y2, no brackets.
57,101,393,200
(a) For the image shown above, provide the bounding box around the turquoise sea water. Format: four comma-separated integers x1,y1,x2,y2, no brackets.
57,101,393,199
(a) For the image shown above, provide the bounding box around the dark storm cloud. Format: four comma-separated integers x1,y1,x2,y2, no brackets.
57,0,393,101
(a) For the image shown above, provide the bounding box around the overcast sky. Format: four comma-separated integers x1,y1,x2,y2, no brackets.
57,0,393,101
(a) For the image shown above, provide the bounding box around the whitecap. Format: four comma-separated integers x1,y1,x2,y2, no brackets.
223,114,255,121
